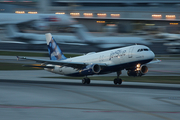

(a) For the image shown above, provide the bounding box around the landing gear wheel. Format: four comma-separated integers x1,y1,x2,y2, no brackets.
114,78,118,85
114,78,122,85
114,71,122,85
82,78,86,84
117,78,122,85
82,78,91,84
86,78,90,84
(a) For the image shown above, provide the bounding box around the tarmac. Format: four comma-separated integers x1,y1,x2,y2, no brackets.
0,55,180,120
0,78,180,120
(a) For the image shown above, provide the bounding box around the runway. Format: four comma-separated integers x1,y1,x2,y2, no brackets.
1,55,180,120
0,80,180,120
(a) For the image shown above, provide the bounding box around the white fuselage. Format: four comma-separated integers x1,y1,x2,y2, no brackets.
46,45,155,76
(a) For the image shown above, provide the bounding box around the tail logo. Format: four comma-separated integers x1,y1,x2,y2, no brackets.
48,37,66,60
46,33,66,60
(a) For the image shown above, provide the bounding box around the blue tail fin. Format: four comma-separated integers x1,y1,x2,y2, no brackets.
45,33,67,60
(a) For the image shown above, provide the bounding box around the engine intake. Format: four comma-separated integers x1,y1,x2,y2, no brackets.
81,64,101,75
127,65,148,77
92,64,101,73
140,65,148,74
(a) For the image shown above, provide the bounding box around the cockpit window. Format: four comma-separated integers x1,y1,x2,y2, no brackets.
144,49,148,51
137,48,150,52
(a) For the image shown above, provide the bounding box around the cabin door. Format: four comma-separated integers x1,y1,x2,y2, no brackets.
128,47,134,58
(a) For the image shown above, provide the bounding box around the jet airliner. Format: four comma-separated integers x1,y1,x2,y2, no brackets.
17,33,160,85
0,13,75,30
72,24,151,49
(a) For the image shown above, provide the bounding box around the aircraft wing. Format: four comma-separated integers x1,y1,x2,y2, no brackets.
17,56,107,69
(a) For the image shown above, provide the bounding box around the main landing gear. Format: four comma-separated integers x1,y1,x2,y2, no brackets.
113,71,122,85
82,77,90,84
82,71,122,85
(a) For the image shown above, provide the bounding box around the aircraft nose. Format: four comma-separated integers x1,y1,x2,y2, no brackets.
150,51,155,59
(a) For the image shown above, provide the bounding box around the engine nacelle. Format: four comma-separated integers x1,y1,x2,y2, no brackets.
81,64,101,75
140,65,148,75
44,64,55,72
127,65,148,77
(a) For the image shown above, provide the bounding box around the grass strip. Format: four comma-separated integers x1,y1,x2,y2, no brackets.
41,76,180,84
0,51,48,57
0,62,43,70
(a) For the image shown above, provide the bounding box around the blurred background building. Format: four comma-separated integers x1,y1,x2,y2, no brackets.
0,0,180,33
0,0,180,53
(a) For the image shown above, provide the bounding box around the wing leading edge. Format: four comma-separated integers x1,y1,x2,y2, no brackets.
17,56,107,70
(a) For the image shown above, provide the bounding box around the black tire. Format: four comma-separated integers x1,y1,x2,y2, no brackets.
118,78,122,85
114,78,118,85
82,78,86,84
86,78,90,84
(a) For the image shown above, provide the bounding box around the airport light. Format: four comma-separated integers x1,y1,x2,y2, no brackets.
145,24,155,26
96,21,105,23
15,11,25,14
170,23,178,25
70,13,80,17
97,13,106,17
55,12,65,14
111,14,120,18
28,11,38,14
166,15,176,20
106,24,116,26
83,13,93,17
152,14,162,19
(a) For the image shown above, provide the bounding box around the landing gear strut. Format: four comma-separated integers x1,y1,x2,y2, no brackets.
114,71,122,85
82,77,90,84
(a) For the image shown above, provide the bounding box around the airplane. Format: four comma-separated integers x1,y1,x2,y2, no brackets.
72,24,152,49
6,24,84,45
17,33,160,85
0,13,76,30
154,33,180,41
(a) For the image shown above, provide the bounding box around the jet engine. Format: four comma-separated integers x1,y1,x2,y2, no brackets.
80,64,101,75
127,64,148,77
